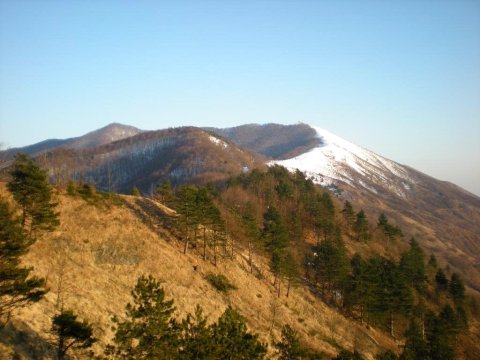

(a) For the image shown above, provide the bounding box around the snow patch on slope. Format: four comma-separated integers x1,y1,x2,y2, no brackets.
270,126,414,196
209,135,228,149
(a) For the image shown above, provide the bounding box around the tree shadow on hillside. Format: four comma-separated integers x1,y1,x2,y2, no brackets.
0,320,57,360
124,197,179,243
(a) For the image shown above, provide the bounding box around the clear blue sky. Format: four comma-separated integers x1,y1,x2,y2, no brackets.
1,0,479,195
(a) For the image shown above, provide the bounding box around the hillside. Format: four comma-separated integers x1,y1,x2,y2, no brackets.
218,124,480,293
0,185,398,359
0,123,142,161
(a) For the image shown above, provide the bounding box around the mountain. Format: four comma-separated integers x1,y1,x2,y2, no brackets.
2,122,479,291
0,123,142,160
0,127,264,193
208,123,320,159
218,124,480,292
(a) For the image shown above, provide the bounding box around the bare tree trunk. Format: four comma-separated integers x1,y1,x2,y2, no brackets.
248,239,253,273
203,226,207,261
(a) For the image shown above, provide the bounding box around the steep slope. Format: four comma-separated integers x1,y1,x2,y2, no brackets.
271,125,480,291
0,123,142,160
0,187,396,359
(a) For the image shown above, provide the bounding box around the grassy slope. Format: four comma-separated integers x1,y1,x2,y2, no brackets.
0,188,398,359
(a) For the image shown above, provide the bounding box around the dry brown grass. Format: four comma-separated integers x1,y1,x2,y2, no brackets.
2,187,398,359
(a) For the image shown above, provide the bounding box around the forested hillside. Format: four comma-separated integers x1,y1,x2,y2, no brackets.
1,155,478,359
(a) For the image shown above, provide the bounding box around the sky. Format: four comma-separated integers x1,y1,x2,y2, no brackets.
0,0,479,195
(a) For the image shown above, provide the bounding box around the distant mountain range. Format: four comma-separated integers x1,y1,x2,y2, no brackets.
1,122,479,292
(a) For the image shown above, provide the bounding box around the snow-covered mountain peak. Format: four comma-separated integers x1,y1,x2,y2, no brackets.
271,125,413,197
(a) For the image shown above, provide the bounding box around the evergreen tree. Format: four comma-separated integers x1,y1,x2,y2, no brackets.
157,179,174,204
178,305,213,359
52,309,96,360
283,251,299,297
449,273,465,303
399,238,426,291
109,275,179,359
261,206,289,292
131,186,141,197
375,351,398,360
427,254,437,268
275,325,306,360
175,185,199,254
435,269,448,292
353,210,370,241
242,202,259,274
377,213,402,242
332,349,363,360
399,320,428,360
425,310,455,360
341,201,356,228
7,153,59,236
0,200,48,320
210,306,267,359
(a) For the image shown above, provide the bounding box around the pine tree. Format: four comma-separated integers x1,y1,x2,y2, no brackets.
157,179,174,204
275,325,306,360
399,238,426,291
175,185,199,254
0,200,48,320
210,306,267,359
377,213,402,242
375,351,398,360
449,273,465,303
242,202,259,274
435,269,448,292
353,210,370,242
109,275,179,359
7,153,59,237
261,206,289,293
131,186,141,197
178,305,213,359
52,309,96,360
399,320,428,360
341,201,356,229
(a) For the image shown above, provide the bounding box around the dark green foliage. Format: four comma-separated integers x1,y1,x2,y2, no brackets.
175,185,200,254
66,181,76,196
0,200,48,319
109,275,179,359
399,238,426,291
157,179,174,204
331,349,363,360
359,256,412,336
242,202,260,273
52,310,96,360
108,276,266,359
178,305,212,359
261,206,289,284
449,273,465,303
399,320,428,360
427,254,437,268
435,269,448,291
131,186,141,197
206,273,237,293
377,213,402,241
308,236,350,300
375,351,398,360
353,210,370,241
425,309,455,360
275,325,306,360
341,201,355,228
210,306,267,359
7,153,59,236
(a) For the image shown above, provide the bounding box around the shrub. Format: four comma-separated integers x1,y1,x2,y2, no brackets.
206,273,237,293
